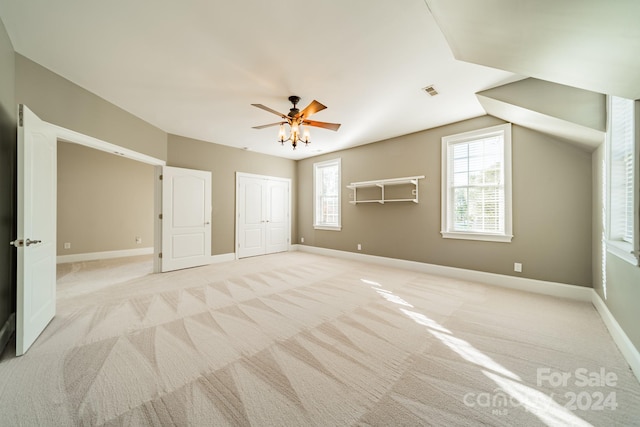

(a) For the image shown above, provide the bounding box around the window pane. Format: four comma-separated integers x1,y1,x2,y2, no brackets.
453,187,469,230
448,132,506,234
314,159,341,228
609,96,635,244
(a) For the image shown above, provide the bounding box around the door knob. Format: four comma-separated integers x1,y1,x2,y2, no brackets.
9,238,41,247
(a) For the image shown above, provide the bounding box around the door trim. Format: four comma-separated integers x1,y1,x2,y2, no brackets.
235,172,292,259
50,124,165,166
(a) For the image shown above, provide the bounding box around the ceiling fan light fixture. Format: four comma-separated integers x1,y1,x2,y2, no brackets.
276,120,308,149
251,95,340,150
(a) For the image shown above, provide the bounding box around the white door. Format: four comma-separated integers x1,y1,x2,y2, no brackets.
237,173,290,258
14,105,57,356
237,175,266,258
161,166,212,272
266,180,289,254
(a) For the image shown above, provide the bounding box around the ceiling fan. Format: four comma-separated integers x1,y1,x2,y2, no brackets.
251,95,341,149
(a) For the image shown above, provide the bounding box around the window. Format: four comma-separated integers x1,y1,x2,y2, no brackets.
441,123,512,242
606,96,638,265
314,158,341,230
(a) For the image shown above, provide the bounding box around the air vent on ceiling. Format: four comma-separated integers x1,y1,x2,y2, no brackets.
422,85,438,96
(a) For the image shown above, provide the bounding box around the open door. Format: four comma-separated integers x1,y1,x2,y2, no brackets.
13,105,57,355
161,166,212,272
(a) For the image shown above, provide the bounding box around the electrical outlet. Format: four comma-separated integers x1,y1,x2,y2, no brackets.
514,262,522,273
135,236,142,244
64,242,71,249
300,237,305,243
357,243,362,251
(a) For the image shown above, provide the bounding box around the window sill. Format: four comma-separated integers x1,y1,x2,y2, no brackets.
314,225,342,231
441,231,513,243
606,240,639,266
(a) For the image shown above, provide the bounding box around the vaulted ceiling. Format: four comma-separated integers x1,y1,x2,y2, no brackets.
1,0,637,159
0,0,520,159
426,0,640,100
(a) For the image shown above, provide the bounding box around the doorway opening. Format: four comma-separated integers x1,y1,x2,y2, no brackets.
56,141,156,263
49,121,165,273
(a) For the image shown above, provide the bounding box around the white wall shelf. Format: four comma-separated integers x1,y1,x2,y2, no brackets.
347,175,425,204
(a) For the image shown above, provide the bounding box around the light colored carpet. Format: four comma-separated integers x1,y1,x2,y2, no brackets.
1,251,639,426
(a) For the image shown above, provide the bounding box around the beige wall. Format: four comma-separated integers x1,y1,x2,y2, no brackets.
57,142,154,255
298,116,593,286
0,17,16,329
167,134,297,256
15,54,167,161
592,143,640,351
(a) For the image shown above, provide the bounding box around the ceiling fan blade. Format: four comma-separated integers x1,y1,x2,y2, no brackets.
252,122,283,129
303,120,341,131
251,103,287,119
298,100,327,119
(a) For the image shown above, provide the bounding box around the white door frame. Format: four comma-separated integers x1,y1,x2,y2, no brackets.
235,172,291,259
46,123,166,273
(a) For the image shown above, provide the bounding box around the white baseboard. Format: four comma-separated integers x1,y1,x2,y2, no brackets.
0,313,15,354
591,291,640,383
297,245,592,301
57,247,154,264
210,253,235,264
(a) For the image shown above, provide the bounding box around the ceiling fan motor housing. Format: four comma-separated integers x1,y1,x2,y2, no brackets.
288,95,301,105
288,95,301,117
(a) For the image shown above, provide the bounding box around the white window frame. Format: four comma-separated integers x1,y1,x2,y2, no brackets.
313,158,342,231
605,96,639,266
441,123,513,243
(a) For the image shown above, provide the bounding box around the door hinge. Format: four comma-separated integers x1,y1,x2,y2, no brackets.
158,213,163,220
159,174,163,180
18,105,23,127
159,252,163,258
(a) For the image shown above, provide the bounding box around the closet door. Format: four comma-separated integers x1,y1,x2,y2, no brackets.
236,173,290,258
265,179,289,254
237,175,266,258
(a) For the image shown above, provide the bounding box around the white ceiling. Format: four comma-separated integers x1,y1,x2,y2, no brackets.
426,0,640,100
0,0,521,159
